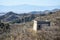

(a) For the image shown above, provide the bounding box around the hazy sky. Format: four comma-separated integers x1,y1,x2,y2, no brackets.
0,0,60,13
0,0,60,6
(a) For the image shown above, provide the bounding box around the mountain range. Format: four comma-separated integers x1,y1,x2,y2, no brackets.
0,9,60,23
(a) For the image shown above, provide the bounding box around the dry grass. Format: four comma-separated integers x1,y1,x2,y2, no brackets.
0,12,60,40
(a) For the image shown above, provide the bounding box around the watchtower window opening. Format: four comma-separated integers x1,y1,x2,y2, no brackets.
37,25,41,30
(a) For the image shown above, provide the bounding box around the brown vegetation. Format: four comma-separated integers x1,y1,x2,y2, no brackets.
0,10,60,40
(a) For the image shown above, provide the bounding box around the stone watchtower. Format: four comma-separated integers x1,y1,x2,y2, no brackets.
33,20,51,31
33,20,37,31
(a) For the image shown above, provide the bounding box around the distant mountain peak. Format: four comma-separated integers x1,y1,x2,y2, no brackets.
52,9,60,12
6,11,17,15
